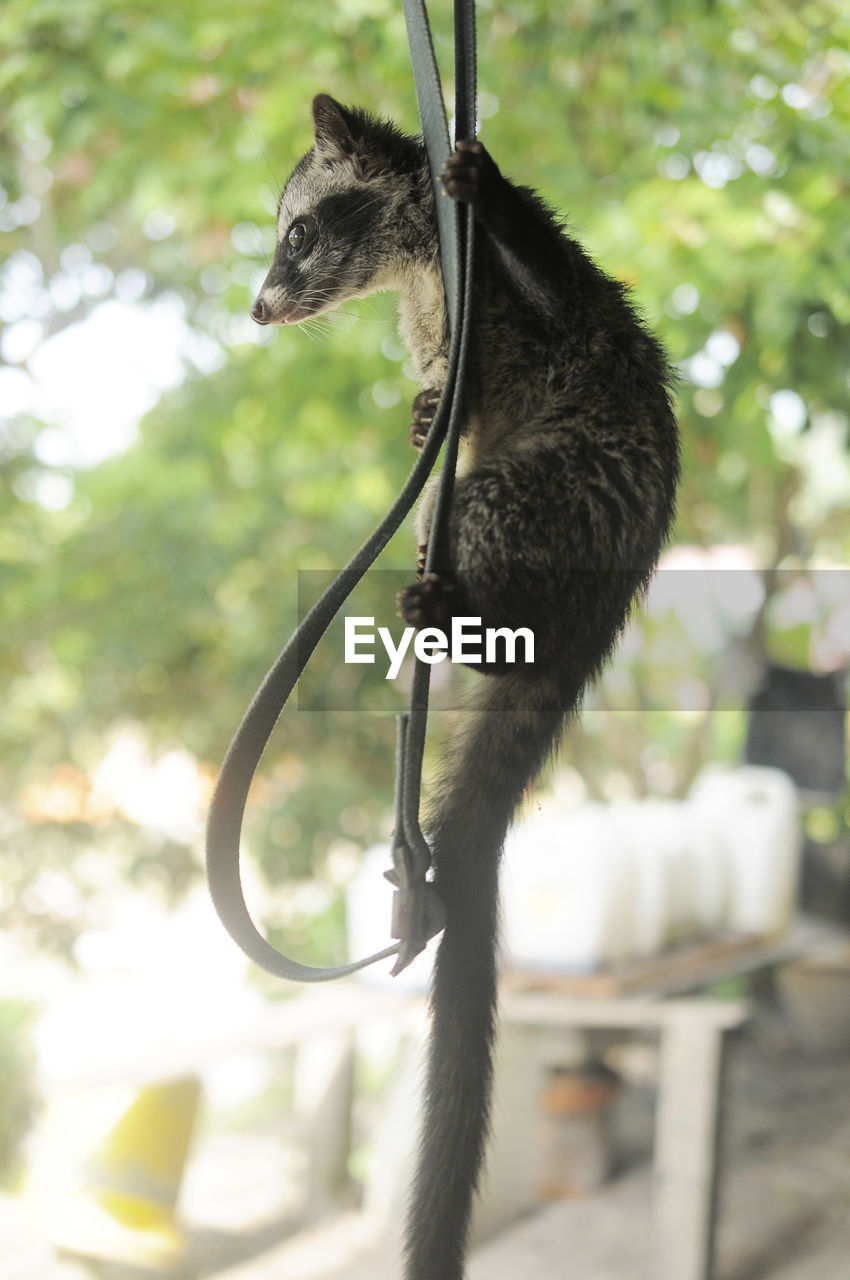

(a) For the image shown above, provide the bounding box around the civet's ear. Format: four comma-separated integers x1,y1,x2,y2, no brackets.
311,94,387,180
312,94,358,157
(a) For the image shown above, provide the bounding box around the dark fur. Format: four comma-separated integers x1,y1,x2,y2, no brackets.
253,96,679,1280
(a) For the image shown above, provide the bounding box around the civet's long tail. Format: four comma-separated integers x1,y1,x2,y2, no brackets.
404,667,575,1280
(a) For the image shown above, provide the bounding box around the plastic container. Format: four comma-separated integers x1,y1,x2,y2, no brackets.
608,803,673,956
777,949,850,1054
635,799,732,943
501,806,637,972
688,766,801,937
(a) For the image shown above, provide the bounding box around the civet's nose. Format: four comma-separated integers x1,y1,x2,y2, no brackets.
250,297,269,324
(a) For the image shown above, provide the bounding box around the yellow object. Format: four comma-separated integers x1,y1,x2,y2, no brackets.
24,1075,201,1269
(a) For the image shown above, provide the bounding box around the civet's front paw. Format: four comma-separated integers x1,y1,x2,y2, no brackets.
440,139,496,206
410,387,442,450
397,572,455,630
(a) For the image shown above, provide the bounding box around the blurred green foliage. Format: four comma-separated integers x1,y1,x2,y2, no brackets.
0,1002,38,1186
1,0,848,961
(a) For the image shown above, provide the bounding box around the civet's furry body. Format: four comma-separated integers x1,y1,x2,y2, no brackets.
253,95,679,1280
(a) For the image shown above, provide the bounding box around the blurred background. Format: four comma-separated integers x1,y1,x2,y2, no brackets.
1,1,849,1277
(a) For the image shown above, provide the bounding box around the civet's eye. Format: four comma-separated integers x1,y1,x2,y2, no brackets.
287,222,307,254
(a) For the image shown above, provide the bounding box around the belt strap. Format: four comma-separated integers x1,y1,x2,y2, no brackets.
205,0,477,981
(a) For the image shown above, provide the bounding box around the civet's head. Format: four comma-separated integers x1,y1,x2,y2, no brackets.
251,95,428,326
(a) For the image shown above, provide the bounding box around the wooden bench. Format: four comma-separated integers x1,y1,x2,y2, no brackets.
498,990,748,1280
488,919,847,1280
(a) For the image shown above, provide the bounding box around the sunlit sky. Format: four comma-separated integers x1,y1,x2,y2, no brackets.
0,245,264,506
1,292,224,482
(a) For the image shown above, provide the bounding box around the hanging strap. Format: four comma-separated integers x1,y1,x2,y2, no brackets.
390,0,477,974
205,0,476,981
